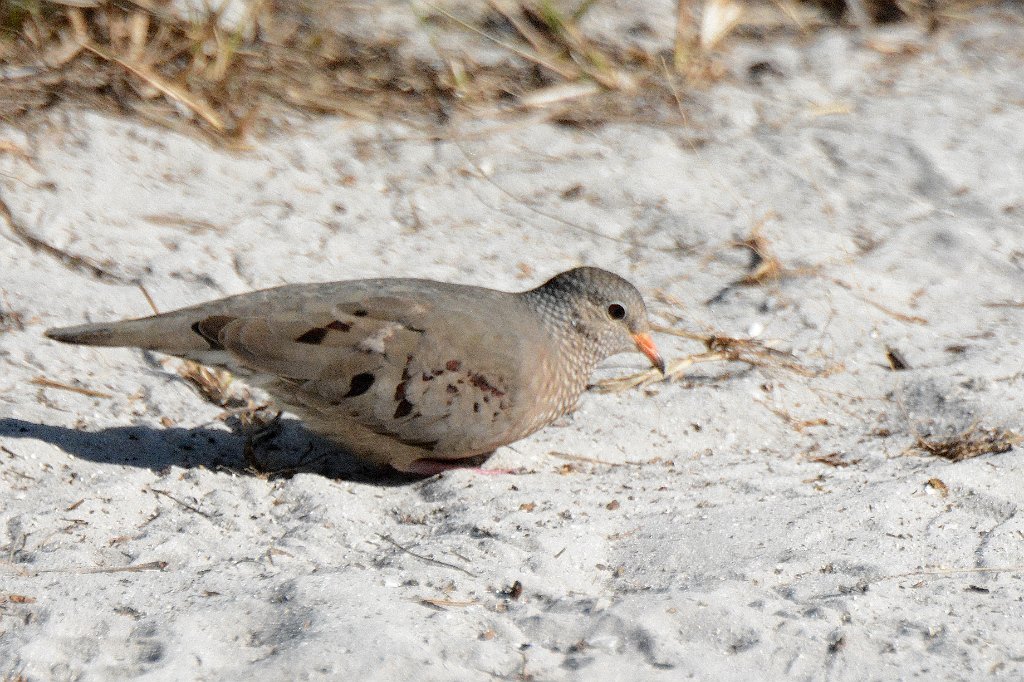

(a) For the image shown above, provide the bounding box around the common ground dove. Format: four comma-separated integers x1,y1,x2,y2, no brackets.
45,267,665,474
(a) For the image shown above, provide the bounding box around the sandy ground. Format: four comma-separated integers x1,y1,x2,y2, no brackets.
2,6,1024,680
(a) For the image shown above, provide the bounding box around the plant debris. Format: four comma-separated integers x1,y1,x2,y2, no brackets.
926,477,949,496
30,375,113,399
885,347,910,370
911,426,1022,462
177,360,246,408
0,0,998,142
0,293,25,332
594,329,839,393
808,452,853,467
735,222,785,286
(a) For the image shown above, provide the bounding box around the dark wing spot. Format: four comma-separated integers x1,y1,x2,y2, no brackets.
447,384,458,394
192,315,235,350
468,373,506,398
295,327,328,344
345,372,375,397
353,309,368,317
394,398,413,419
473,402,480,413
394,381,407,401
446,360,461,371
327,320,351,332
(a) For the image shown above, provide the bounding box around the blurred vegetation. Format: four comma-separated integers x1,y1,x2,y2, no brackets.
0,0,1003,143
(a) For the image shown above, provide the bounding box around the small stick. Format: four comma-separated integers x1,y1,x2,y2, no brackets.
30,376,114,399
853,293,928,325
33,560,169,575
982,300,1024,309
425,3,578,81
880,565,1024,581
77,560,169,574
547,451,659,468
0,193,126,284
417,598,480,608
486,0,577,78
378,534,477,577
80,42,226,132
150,488,215,519
138,282,160,314
831,279,928,324
548,451,622,467
594,350,731,392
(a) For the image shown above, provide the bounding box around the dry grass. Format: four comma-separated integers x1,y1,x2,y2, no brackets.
0,0,1001,141
910,426,1022,462
177,359,246,408
594,326,840,392
0,0,677,140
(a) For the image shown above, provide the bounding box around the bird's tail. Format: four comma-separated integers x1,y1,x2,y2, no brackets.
44,312,214,356
45,321,128,347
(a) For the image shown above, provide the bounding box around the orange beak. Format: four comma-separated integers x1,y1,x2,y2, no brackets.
632,332,666,375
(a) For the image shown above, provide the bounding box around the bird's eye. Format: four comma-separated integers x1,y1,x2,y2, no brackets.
607,303,626,320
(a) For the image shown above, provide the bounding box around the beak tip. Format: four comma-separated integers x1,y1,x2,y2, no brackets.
632,332,666,376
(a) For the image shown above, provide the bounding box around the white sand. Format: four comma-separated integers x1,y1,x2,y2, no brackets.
2,9,1024,680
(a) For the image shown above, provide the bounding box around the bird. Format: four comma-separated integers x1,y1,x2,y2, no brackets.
45,267,665,475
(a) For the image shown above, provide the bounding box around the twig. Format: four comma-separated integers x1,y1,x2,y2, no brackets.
547,451,660,467
30,376,114,399
548,451,623,467
982,300,1024,309
417,597,480,609
378,534,476,577
0,192,128,284
425,2,577,81
484,0,580,80
34,560,169,575
80,41,226,132
854,293,928,325
138,283,160,314
596,349,731,392
595,332,838,393
150,488,215,519
879,565,1024,581
77,560,169,574
761,402,830,432
831,280,928,324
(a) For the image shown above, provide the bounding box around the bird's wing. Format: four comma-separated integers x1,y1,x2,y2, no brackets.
213,296,523,460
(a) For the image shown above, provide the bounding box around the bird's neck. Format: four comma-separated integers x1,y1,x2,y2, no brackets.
520,288,605,378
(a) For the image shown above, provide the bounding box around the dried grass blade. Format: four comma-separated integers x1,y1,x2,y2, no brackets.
426,2,580,81
81,41,226,132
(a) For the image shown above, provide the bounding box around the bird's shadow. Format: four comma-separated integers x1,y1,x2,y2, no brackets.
0,416,421,487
